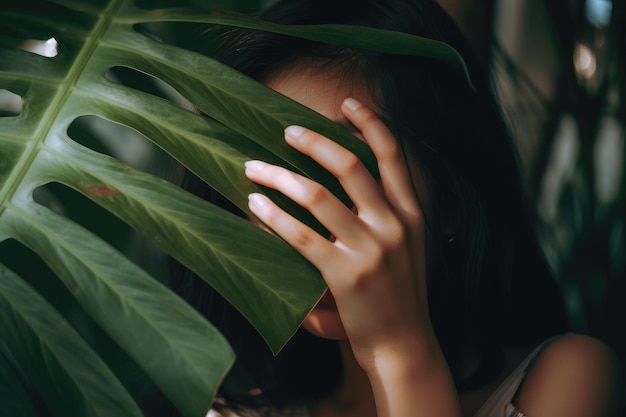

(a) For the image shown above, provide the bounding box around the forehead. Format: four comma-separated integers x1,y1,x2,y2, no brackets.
263,63,380,123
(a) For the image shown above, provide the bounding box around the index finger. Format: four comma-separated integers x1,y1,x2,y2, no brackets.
342,98,422,220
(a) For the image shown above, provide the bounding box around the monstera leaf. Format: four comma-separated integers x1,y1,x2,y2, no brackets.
0,0,470,415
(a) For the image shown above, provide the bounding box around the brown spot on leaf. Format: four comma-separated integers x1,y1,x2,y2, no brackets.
85,185,120,198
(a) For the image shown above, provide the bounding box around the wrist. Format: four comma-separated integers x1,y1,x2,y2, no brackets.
359,330,462,417
355,321,440,371
362,327,445,378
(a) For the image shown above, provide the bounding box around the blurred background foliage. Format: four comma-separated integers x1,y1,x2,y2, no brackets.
484,0,625,363
0,0,623,411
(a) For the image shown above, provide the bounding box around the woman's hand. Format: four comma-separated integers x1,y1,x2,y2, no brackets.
245,98,461,417
244,97,432,363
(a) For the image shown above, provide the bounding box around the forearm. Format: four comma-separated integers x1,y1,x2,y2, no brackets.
364,333,463,417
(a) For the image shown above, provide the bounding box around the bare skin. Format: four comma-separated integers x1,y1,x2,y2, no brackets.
243,64,624,417
515,334,624,417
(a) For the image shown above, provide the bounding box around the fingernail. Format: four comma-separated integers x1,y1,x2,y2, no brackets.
344,98,361,111
248,193,268,208
244,160,266,173
285,125,306,138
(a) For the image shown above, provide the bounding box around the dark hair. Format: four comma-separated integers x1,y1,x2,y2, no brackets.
171,0,570,412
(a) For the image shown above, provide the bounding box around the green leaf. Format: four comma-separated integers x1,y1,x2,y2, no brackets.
1,201,235,417
1,1,475,414
34,138,326,353
0,263,144,417
2,0,331,356
123,6,476,90
95,24,375,205
68,74,331,235
0,352,37,417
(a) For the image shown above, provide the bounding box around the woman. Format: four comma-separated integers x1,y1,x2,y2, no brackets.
172,0,623,416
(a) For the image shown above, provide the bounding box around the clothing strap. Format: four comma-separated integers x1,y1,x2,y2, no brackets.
506,404,527,417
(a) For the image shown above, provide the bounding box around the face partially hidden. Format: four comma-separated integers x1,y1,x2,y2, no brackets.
263,63,384,340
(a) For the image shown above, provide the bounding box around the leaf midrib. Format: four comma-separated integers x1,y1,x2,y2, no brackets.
0,0,124,213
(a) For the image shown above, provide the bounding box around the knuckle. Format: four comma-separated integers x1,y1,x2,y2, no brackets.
301,182,328,207
293,228,315,248
338,152,362,176
350,248,383,290
379,138,402,161
405,208,425,232
369,244,386,268
384,218,408,248
362,239,386,271
388,198,424,233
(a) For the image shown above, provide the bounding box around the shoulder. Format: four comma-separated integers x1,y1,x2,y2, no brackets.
515,334,624,417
